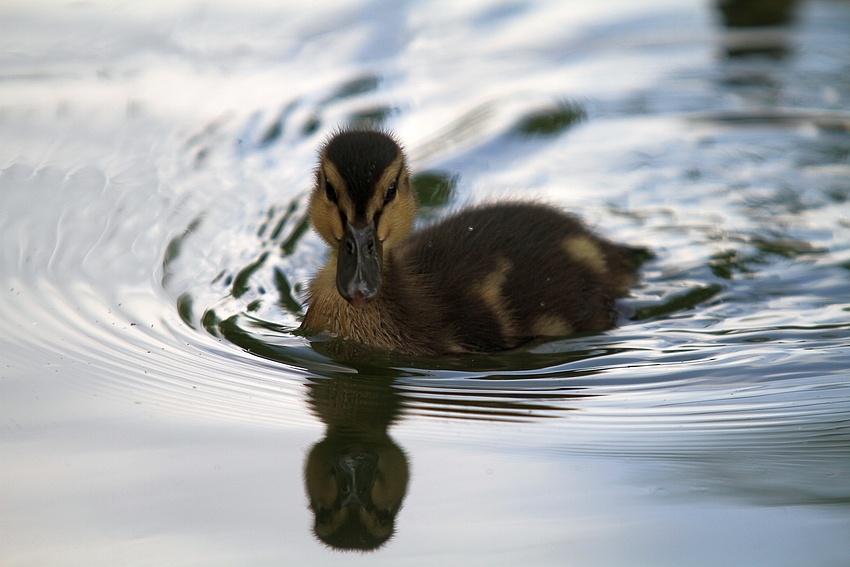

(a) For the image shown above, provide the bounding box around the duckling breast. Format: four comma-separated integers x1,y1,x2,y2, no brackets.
301,254,454,356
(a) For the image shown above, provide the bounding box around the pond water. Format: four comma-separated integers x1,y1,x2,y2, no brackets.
2,0,850,565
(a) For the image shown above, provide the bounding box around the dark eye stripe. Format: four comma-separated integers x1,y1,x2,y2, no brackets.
325,181,338,204
383,181,397,205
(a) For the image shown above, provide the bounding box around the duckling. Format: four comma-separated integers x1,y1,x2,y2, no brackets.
299,129,647,356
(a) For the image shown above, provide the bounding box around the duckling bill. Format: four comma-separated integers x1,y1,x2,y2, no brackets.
299,129,648,356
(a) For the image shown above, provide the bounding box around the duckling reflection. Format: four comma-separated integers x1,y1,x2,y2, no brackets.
299,129,649,356
303,375,408,551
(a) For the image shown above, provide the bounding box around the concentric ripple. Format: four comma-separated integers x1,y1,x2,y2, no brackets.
3,2,850,564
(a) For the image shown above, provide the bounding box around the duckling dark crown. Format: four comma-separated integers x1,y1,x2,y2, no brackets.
323,131,403,220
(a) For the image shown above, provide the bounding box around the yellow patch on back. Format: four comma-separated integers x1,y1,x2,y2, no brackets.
475,258,514,337
562,236,607,275
532,314,573,337
613,272,636,296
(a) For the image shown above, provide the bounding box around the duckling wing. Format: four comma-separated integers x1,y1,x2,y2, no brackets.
399,203,643,352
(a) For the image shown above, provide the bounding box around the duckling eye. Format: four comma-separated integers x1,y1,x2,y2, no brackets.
316,508,332,526
325,181,338,204
376,510,392,527
383,182,397,206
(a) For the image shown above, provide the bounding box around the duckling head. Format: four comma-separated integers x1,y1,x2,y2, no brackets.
309,130,417,308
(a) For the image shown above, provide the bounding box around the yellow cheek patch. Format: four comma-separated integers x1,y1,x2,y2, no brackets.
308,192,345,243
377,198,416,248
562,236,608,275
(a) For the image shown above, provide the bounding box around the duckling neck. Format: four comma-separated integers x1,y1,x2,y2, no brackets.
302,252,447,356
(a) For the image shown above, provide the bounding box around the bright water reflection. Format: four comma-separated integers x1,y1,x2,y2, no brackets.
2,0,850,565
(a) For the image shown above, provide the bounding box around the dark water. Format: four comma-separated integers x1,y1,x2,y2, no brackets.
2,0,850,565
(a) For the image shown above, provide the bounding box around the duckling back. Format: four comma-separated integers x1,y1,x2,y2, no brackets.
398,202,644,352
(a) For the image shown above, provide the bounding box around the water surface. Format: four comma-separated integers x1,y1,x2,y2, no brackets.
2,0,850,565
